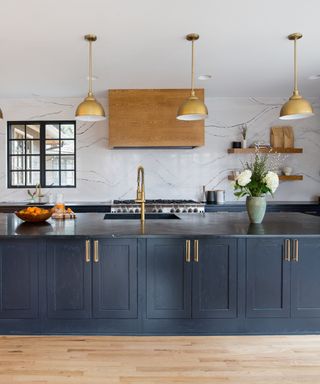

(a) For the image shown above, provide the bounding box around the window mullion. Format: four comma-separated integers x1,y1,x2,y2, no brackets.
40,123,46,187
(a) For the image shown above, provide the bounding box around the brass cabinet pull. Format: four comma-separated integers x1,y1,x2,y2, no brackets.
293,239,299,262
94,240,99,263
194,240,199,262
185,240,191,263
85,240,91,263
284,239,291,262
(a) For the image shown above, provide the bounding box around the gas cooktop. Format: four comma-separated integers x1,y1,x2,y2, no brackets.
113,199,199,204
111,199,204,214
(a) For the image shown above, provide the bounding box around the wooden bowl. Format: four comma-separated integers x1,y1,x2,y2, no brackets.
15,208,53,223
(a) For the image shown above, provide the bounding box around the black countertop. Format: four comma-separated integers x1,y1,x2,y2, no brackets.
0,201,319,215
1,212,320,239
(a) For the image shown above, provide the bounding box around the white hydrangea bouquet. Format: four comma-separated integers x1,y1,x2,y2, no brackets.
232,152,280,223
233,153,279,198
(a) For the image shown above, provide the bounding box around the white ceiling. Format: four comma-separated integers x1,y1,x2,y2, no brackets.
0,0,319,98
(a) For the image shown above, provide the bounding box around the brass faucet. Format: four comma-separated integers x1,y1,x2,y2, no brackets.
135,166,145,222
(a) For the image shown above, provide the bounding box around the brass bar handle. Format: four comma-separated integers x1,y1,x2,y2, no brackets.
284,239,291,262
194,240,199,262
94,240,99,263
185,240,191,263
293,239,299,262
85,240,91,263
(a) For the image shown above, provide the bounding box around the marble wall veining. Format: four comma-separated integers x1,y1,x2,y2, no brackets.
0,95,319,202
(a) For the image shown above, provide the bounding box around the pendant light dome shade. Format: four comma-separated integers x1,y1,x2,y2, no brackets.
177,95,208,121
279,33,313,120
177,33,208,121
75,93,106,121
280,93,314,120
75,34,106,122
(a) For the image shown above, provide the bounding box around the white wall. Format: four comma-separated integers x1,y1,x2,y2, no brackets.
0,96,319,202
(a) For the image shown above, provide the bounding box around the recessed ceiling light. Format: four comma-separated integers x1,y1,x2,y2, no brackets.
198,74,212,80
309,74,320,80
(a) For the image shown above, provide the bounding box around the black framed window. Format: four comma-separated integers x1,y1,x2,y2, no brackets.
7,121,76,188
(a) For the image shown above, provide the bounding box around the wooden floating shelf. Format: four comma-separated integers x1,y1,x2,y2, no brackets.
228,175,303,181
227,147,303,154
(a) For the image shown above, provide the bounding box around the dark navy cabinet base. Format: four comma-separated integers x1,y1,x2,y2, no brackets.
1,236,320,335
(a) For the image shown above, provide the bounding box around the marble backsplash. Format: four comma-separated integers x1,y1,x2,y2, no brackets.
0,95,319,202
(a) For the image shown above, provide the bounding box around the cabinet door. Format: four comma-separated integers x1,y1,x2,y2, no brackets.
46,239,91,319
93,239,138,319
192,239,237,318
0,240,39,319
291,239,320,317
246,238,290,318
147,239,192,319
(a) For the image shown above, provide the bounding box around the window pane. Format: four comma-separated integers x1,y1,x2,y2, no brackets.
11,172,25,186
45,124,59,139
46,171,59,186
45,155,59,170
61,171,75,186
26,156,40,170
60,156,74,170
10,140,25,154
46,140,60,154
26,171,40,186
26,140,40,154
61,124,74,139
61,140,74,154
10,125,25,139
26,124,40,139
11,156,25,170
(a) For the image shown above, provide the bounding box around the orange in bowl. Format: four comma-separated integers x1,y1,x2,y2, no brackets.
15,206,53,222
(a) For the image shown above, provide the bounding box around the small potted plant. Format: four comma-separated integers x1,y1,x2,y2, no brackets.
232,153,279,223
240,124,248,148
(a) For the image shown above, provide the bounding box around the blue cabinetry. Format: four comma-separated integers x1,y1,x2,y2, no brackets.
0,240,40,319
146,238,237,320
1,235,320,334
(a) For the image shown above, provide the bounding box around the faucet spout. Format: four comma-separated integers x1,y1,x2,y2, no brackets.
135,166,145,222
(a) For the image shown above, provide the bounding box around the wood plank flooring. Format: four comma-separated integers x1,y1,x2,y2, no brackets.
0,335,319,383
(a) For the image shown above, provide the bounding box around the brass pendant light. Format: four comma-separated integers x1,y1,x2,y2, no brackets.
0,109,3,119
279,33,313,120
75,34,106,121
177,33,208,121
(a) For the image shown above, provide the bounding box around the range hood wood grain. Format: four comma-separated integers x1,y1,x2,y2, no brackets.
108,89,205,148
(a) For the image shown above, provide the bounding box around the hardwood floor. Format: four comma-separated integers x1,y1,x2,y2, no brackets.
0,335,319,383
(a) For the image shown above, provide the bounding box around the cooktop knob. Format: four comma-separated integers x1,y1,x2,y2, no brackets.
188,208,193,213
135,208,140,213
152,208,157,213
176,208,180,213
170,208,175,213
193,208,198,213
182,208,187,213
129,209,134,213
117,209,122,213
158,208,163,213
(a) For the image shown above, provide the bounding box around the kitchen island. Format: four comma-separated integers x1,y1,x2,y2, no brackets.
0,212,320,335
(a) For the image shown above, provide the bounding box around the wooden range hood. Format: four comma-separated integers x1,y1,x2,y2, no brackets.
108,89,205,148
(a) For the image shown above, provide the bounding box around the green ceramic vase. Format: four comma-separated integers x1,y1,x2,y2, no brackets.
246,196,266,224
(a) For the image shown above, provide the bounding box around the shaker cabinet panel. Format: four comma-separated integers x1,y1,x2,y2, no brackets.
0,240,39,319
246,238,290,318
192,239,237,318
46,239,91,319
93,239,138,319
146,239,192,319
291,239,320,318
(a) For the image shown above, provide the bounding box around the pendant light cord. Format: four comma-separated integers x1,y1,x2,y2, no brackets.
191,39,195,97
293,37,298,96
88,39,93,96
